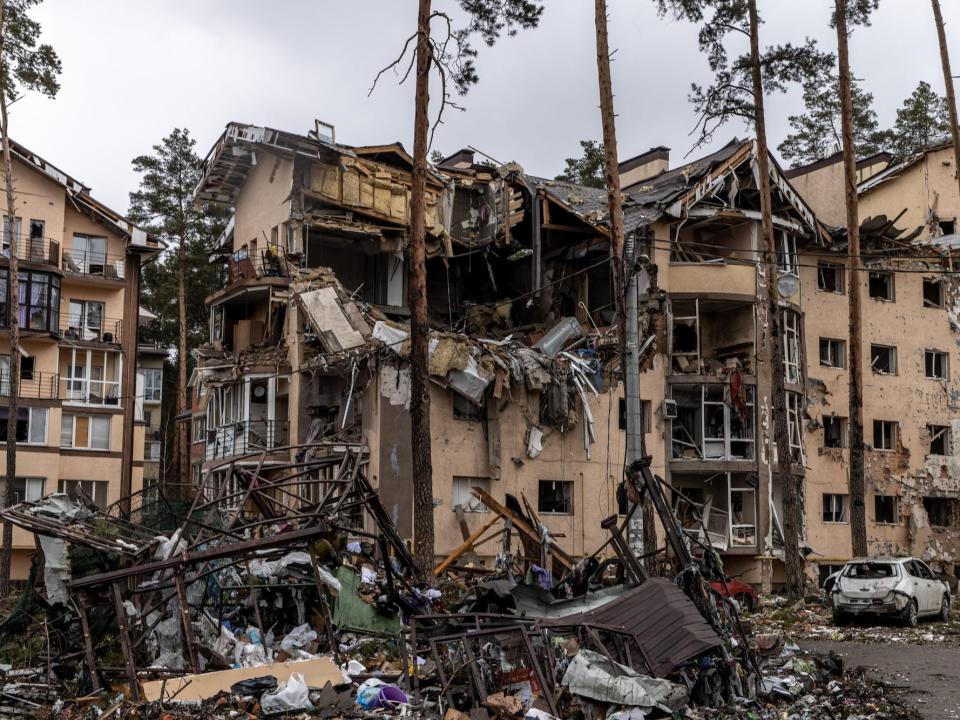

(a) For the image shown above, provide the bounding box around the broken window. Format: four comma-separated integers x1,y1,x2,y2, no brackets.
874,495,898,524
923,278,945,308
783,310,801,384
823,416,846,448
777,230,798,276
817,263,844,293
672,384,755,461
11,477,43,504
59,479,108,510
925,349,949,380
817,563,845,587
785,391,804,461
873,419,897,451
822,493,849,523
929,424,951,455
870,344,896,374
923,497,956,527
618,398,651,433
452,477,490,512
868,271,894,301
538,480,573,514
819,338,845,369
671,300,699,373
940,219,956,236
454,395,483,422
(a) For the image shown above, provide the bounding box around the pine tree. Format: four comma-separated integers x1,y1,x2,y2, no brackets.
654,0,830,601
374,1,542,573
833,0,880,562
0,0,59,596
779,74,892,166
891,81,950,157
128,129,227,496
556,140,605,188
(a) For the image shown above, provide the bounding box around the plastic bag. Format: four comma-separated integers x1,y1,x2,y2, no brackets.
261,672,313,714
280,623,318,653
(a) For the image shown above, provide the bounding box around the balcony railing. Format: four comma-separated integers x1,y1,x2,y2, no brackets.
205,419,289,461
59,318,123,345
0,235,60,267
226,247,290,285
62,249,126,280
61,376,121,406
0,371,59,399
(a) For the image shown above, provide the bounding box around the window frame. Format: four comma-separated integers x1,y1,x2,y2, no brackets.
873,419,898,451
870,344,897,375
60,413,111,451
929,424,952,456
452,476,491,512
925,349,949,380
823,415,846,449
58,479,109,510
538,479,574,515
874,495,899,525
868,270,895,301
143,367,163,403
816,262,845,293
11,477,44,504
923,277,945,308
822,493,849,524
819,337,846,369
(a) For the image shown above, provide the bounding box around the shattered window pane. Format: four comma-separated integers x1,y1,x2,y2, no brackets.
822,493,848,523
844,562,896,579
923,497,956,527
868,271,894,301
452,477,490,512
873,420,897,451
874,495,898,524
823,416,846,449
538,480,573,514
870,344,896,374
925,349,948,380
819,338,845,369
923,278,945,308
816,263,844,293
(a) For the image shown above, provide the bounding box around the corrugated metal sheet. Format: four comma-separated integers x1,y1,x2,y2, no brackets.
554,577,721,677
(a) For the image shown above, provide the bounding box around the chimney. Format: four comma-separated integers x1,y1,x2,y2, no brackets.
618,146,670,188
437,148,475,169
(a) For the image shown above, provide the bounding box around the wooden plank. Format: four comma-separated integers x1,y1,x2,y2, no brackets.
470,489,574,571
433,515,501,576
111,584,140,701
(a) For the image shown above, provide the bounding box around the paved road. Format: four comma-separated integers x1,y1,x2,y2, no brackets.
803,640,960,720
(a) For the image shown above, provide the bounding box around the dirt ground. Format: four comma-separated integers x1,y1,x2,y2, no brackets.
802,638,960,720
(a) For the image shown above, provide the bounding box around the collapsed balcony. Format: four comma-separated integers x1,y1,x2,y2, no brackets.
672,471,759,550
203,376,291,463
670,383,756,462
670,298,755,375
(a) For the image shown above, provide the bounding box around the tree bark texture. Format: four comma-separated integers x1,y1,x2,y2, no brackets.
0,0,17,597
748,0,805,599
409,0,435,574
932,0,960,201
835,0,868,558
177,232,188,494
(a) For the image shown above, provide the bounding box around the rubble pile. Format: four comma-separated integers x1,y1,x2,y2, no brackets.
752,596,960,646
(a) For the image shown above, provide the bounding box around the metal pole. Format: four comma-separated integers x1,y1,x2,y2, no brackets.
623,232,643,550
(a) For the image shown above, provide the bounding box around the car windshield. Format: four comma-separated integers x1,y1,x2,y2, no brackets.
844,562,898,579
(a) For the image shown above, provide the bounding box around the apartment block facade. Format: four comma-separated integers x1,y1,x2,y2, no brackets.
0,140,162,578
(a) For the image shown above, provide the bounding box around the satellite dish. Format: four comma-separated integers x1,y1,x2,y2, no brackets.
777,274,800,299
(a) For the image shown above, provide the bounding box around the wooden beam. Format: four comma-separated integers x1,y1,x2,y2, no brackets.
433,515,500,576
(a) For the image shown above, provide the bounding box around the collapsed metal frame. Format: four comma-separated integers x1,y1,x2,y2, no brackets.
5,441,422,699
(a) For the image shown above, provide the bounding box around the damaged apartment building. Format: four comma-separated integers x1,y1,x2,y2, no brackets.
189,122,832,589
789,140,960,582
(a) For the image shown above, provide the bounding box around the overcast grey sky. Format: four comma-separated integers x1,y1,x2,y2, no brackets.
12,0,958,212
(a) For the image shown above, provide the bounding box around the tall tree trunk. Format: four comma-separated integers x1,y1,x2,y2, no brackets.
593,0,656,565
409,0,435,573
748,0,804,599
835,0,868,558
932,0,960,201
0,0,17,597
177,236,187,495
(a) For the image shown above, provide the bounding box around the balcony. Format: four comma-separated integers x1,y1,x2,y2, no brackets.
667,262,756,297
205,419,289,461
226,247,290,286
62,249,126,281
0,371,59,399
0,235,60,268
59,317,123,345
61,376,120,406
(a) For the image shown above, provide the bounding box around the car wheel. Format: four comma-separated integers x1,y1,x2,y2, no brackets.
940,594,951,622
735,593,755,612
904,599,919,627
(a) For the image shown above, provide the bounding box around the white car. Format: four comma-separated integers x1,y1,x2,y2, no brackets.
832,557,950,627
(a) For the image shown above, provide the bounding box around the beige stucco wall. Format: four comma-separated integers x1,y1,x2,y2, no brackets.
232,150,293,254
860,147,959,240
788,162,847,227
801,251,960,570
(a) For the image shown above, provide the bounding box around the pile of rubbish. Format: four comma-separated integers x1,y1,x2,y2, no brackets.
751,596,960,646
0,443,922,719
